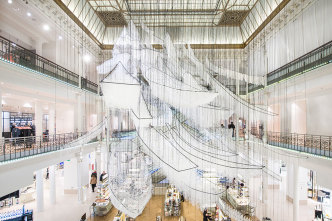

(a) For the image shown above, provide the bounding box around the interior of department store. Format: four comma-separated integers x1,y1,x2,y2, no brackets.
0,0,332,220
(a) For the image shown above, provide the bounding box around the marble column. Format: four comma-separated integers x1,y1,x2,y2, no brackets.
36,169,44,212
49,165,56,205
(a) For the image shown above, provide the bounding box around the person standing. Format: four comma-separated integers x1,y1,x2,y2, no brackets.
203,208,211,221
46,168,49,179
90,175,97,192
100,171,106,182
91,170,97,179
228,121,235,137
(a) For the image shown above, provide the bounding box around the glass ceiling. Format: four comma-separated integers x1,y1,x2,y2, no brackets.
54,0,289,48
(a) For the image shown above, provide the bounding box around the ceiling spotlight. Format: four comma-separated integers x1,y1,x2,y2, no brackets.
58,35,63,40
8,0,12,4
43,24,50,31
23,103,32,108
83,54,91,63
27,12,31,17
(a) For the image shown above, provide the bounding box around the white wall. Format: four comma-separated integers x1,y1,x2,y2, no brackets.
261,63,332,135
306,92,332,135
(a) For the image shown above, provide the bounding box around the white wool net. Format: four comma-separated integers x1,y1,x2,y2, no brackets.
99,21,280,218
108,139,152,218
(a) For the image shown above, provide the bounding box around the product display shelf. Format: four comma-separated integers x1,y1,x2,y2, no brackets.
0,206,33,221
227,188,250,210
164,185,181,217
94,173,113,216
215,206,231,221
113,211,135,221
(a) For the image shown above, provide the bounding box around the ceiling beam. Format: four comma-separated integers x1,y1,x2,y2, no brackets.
53,0,103,48
244,0,290,46
101,43,245,50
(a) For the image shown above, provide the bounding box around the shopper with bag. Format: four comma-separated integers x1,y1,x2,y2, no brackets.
90,175,97,192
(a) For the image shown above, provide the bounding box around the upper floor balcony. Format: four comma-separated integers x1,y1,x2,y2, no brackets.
0,36,98,94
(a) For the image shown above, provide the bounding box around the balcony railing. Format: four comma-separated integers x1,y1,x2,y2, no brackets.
267,40,332,85
81,77,98,94
0,132,88,162
0,36,98,94
266,132,332,158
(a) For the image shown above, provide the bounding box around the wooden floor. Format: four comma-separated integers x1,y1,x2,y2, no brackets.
90,196,203,221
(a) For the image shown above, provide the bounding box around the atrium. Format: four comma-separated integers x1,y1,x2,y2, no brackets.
0,0,332,220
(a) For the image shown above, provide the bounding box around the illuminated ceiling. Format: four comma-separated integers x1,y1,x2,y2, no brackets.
54,0,290,49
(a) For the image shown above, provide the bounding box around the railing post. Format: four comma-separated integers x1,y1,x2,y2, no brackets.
40,136,42,154
320,136,322,156
304,135,306,153
329,136,331,158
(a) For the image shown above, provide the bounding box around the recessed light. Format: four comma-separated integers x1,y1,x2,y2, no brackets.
8,0,12,4
43,24,50,31
27,12,31,17
58,35,63,40
83,54,91,63
23,103,32,108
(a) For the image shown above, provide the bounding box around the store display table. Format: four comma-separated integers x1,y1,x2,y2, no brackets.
164,185,181,217
94,199,113,216
226,188,249,210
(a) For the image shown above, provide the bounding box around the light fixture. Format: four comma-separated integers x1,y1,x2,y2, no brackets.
58,35,63,40
27,12,31,17
8,0,12,4
23,103,32,108
83,54,91,63
43,24,50,31
1,100,6,105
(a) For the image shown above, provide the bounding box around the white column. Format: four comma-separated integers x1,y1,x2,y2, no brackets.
48,104,56,135
96,97,102,140
35,40,43,56
293,161,299,221
107,109,111,143
77,155,83,202
118,110,123,131
36,169,44,212
0,87,2,138
95,146,102,175
75,94,84,132
35,102,43,136
262,157,269,217
235,75,240,142
49,165,56,205
262,93,268,143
